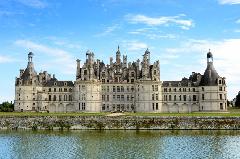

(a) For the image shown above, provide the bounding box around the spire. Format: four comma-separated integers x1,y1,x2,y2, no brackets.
116,45,121,64
28,52,34,63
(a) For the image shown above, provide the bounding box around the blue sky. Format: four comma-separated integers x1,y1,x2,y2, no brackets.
1,0,240,102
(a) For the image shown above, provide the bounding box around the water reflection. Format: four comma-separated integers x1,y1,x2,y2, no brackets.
0,130,240,159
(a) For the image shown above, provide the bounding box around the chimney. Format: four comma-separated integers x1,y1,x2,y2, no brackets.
76,59,80,79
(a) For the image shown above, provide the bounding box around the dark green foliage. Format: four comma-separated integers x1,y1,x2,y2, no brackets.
0,101,14,112
235,92,240,107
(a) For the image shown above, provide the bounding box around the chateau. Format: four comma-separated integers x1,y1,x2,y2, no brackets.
14,47,227,113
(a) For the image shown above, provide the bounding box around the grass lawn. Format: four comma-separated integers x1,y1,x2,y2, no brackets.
0,107,240,117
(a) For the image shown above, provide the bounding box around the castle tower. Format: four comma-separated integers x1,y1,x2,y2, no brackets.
14,52,43,112
199,50,227,111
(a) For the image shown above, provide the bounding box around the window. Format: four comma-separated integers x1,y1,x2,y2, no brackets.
202,87,204,91
102,79,105,83
121,86,124,92
193,95,197,101
82,103,86,110
220,94,223,100
102,104,105,111
107,95,109,101
164,88,167,92
152,85,155,91
152,103,155,110
54,88,56,92
113,95,116,100
179,95,182,101
219,87,223,91
69,95,72,101
59,95,62,101
202,94,205,100
84,70,87,75
156,94,159,100
156,103,158,110
49,95,51,101
193,88,196,92
113,86,116,92
49,88,51,92
174,95,177,101
169,88,171,92
220,103,223,110
155,85,158,91
154,70,157,75
117,95,120,101
131,79,134,83
174,88,177,92
219,80,222,84
131,72,134,77
127,95,130,101
127,86,130,92
169,95,172,101
131,86,134,91
102,95,105,101
117,86,120,92
107,86,109,92
53,95,56,101
121,95,124,101
152,94,155,100
183,95,186,101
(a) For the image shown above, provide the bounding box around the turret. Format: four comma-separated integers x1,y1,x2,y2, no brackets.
200,50,219,86
116,45,121,64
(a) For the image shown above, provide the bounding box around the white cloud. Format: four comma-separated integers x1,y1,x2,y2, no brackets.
218,0,240,4
164,38,240,99
122,40,148,51
15,40,76,75
128,27,177,39
236,19,240,24
95,24,120,37
125,14,194,30
0,55,15,63
16,0,47,9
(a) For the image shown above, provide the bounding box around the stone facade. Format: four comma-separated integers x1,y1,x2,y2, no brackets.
14,47,227,113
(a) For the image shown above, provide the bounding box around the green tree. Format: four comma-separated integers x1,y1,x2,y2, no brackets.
235,92,240,107
0,101,14,112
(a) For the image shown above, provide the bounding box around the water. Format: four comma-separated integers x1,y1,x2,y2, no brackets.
0,130,240,159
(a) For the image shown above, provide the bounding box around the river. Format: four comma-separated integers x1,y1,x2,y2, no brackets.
0,130,240,159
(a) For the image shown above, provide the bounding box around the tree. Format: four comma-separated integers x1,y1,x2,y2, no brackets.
235,92,240,107
0,101,14,112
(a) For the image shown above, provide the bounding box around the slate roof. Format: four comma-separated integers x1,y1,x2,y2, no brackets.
44,79,74,87
200,62,219,86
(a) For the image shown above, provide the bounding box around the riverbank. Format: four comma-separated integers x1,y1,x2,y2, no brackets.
1,115,240,130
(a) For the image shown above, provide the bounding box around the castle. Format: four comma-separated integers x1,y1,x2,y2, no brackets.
14,47,227,113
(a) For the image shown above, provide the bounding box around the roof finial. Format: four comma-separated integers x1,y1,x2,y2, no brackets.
118,45,120,51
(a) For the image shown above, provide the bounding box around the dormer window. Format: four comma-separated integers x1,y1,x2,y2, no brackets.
131,72,134,77
154,70,157,75
219,80,222,84
54,82,57,86
64,82,67,86
178,83,181,87
188,83,191,87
